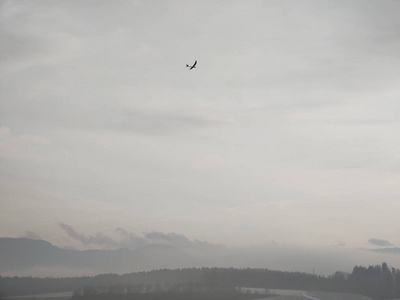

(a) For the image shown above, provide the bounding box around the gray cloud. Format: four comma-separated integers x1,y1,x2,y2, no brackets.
60,225,221,250
0,29,42,65
2,0,400,256
115,227,128,236
368,238,394,247
370,247,400,255
143,231,225,251
114,110,222,136
1,105,222,136
59,223,119,248
22,231,42,240
144,232,190,245
115,227,149,249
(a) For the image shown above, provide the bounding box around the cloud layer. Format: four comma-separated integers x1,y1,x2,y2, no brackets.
369,238,394,247
59,223,119,248
1,0,400,258
60,224,220,251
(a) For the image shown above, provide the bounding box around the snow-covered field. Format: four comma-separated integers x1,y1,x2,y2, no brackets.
0,291,73,300
247,288,372,300
266,295,371,300
305,291,371,300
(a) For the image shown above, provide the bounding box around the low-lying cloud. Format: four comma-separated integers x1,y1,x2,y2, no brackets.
22,231,42,240
144,232,190,244
59,223,119,248
369,248,400,255
368,238,394,247
115,227,149,249
60,224,220,250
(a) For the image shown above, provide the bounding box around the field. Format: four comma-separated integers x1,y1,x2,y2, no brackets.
266,289,372,300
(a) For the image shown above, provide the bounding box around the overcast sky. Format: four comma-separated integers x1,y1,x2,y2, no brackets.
1,0,400,263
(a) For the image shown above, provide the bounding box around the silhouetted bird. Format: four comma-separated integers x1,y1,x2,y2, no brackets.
186,60,197,70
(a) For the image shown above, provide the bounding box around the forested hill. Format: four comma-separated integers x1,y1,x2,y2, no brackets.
1,264,400,299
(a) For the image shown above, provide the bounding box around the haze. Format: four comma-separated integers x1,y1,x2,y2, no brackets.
1,0,399,276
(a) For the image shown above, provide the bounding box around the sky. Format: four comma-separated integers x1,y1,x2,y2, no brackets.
1,0,400,270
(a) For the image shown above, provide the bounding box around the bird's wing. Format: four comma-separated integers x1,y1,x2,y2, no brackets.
193,60,197,67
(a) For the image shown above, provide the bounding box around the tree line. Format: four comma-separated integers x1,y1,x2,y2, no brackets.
1,263,400,299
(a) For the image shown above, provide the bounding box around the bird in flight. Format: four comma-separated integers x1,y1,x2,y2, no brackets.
186,60,197,70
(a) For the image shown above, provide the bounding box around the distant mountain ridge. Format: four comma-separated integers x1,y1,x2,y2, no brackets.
370,247,400,254
0,237,200,275
2,237,400,278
